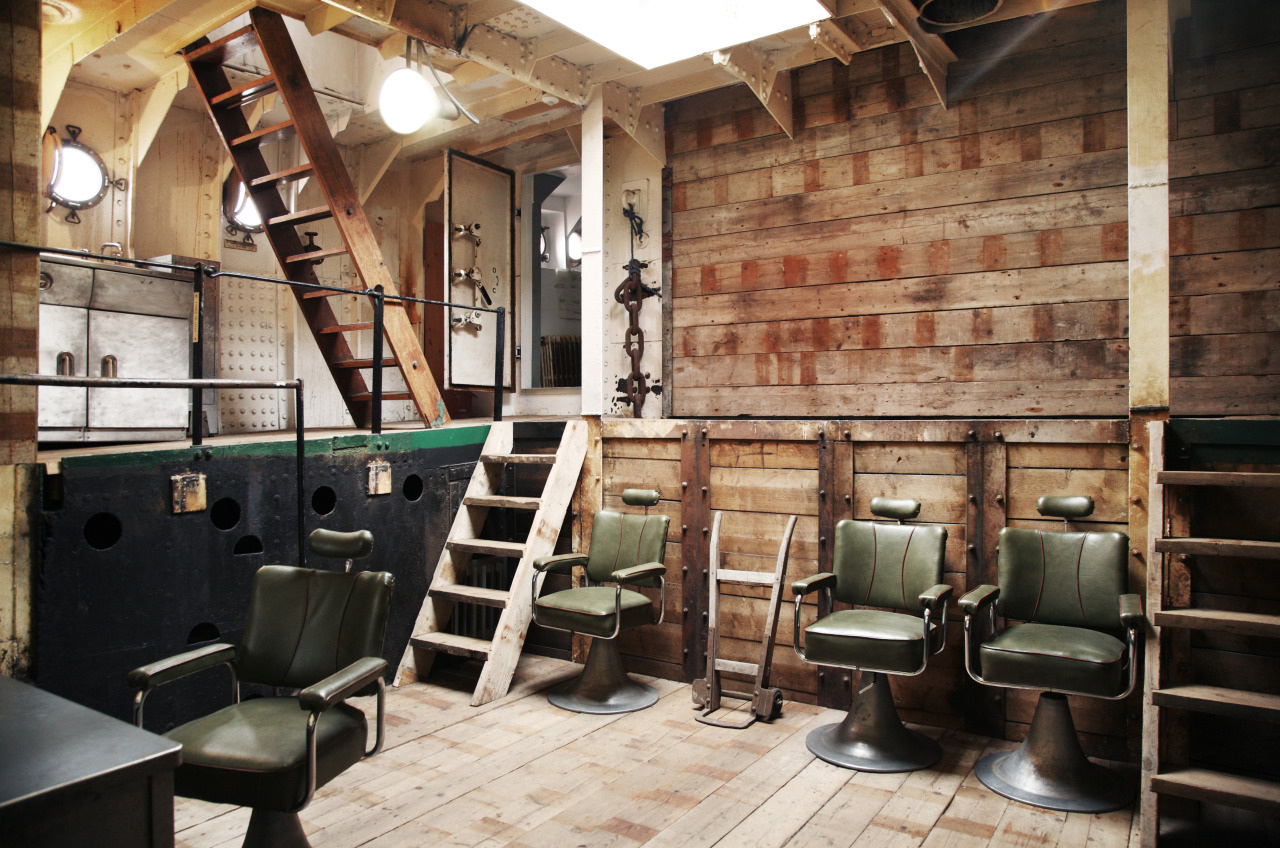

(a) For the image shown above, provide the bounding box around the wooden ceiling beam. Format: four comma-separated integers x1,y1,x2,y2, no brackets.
305,4,355,35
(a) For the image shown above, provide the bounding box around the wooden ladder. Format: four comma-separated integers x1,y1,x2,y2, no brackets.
1141,420,1280,844
182,8,449,428
396,420,588,705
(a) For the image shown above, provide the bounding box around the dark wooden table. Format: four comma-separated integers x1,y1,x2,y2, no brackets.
0,675,182,847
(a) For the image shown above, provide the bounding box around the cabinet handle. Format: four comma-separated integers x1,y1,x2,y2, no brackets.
56,351,75,376
100,355,118,378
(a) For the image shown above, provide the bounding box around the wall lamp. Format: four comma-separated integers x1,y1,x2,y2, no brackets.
378,38,478,134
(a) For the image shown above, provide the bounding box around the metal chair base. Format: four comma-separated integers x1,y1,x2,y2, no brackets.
806,671,941,773
548,636,658,714
243,809,310,848
975,691,1135,813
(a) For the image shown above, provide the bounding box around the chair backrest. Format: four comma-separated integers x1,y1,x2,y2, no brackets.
237,565,394,689
995,527,1127,630
831,519,947,611
585,510,671,585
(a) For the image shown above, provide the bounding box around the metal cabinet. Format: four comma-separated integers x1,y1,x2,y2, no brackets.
38,256,201,442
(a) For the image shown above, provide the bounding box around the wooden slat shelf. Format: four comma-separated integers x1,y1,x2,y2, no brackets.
409,632,491,660
463,494,543,510
1151,768,1280,817
429,584,511,609
480,453,557,465
1154,537,1280,559
446,538,527,558
1153,608,1280,639
1152,684,1280,722
1156,471,1280,488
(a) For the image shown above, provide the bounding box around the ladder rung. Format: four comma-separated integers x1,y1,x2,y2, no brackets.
298,281,359,298
714,658,759,676
447,538,527,558
211,74,279,110
479,453,558,466
250,163,314,190
1153,684,1280,722
268,206,333,228
1151,768,1280,816
334,358,397,369
463,494,543,510
430,584,511,609
183,26,259,65
410,632,492,660
349,391,412,402
232,119,296,149
287,246,349,265
316,322,374,334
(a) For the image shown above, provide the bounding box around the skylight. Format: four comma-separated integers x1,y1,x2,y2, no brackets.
520,0,832,70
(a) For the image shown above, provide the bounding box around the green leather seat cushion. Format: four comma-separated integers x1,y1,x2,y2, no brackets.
167,697,367,811
534,586,654,638
803,609,935,674
978,622,1127,698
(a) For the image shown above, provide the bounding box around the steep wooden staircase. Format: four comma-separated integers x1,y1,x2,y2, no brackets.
396,421,588,705
183,8,449,428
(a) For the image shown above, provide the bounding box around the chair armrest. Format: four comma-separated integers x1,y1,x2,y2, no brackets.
1119,593,1144,630
612,562,665,584
534,553,587,574
298,656,388,713
919,584,953,611
958,585,1000,615
792,572,836,597
127,642,236,691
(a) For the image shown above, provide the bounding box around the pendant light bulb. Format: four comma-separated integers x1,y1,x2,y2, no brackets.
378,66,438,135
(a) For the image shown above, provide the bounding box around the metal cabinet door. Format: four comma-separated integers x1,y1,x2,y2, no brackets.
87,311,191,429
446,150,513,389
37,304,88,428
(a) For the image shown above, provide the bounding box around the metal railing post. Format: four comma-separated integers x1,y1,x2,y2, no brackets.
191,262,205,446
493,306,505,422
371,285,384,435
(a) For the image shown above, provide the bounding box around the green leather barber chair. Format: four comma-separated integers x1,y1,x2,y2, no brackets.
532,488,669,714
792,497,951,772
127,529,392,848
960,496,1143,813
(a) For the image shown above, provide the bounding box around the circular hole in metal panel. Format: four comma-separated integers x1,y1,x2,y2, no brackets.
83,512,122,550
312,485,337,516
187,622,221,644
233,535,263,555
210,497,241,530
403,473,424,502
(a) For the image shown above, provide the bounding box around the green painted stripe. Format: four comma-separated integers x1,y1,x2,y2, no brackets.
58,424,491,470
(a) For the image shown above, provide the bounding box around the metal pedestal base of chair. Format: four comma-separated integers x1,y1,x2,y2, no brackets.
806,671,941,773
548,636,659,714
975,692,1135,813
244,809,310,848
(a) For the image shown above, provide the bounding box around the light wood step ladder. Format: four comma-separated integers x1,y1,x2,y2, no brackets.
396,420,588,705
182,8,449,428
1141,420,1280,844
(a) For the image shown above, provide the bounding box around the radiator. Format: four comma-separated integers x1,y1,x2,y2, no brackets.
540,335,581,387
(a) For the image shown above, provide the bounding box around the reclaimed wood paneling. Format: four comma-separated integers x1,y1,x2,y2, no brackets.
668,1,1132,419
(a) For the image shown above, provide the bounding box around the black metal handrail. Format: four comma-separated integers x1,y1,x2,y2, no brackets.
0,239,506,437
0,373,310,568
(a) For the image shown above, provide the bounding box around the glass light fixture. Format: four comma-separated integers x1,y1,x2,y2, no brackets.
520,0,831,70
378,38,476,134
46,125,119,224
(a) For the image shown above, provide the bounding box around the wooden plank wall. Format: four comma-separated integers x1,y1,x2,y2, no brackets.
600,418,1135,760
1167,0,1280,415
667,0,1131,420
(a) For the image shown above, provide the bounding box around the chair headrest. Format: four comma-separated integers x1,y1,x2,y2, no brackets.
870,497,921,520
621,488,660,507
308,528,374,560
1036,496,1094,519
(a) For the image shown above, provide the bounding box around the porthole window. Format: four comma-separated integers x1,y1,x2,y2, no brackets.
222,174,263,243
45,125,119,224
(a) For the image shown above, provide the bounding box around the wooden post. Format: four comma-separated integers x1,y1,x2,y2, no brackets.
680,422,710,681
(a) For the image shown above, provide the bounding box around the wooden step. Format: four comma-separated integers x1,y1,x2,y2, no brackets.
349,391,412,403
409,632,491,660
1154,537,1280,559
250,163,314,190
463,494,543,510
1153,684,1280,722
430,584,511,609
299,283,360,299
1157,470,1280,488
267,205,333,228
479,452,557,466
316,322,374,334
286,245,349,265
211,74,278,109
1151,768,1280,816
231,119,296,149
183,25,259,65
334,358,397,369
1154,608,1280,639
446,538,527,558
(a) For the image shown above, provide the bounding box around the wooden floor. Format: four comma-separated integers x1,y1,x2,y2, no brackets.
174,656,1139,848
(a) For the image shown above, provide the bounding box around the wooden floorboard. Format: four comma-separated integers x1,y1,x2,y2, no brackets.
173,656,1139,848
